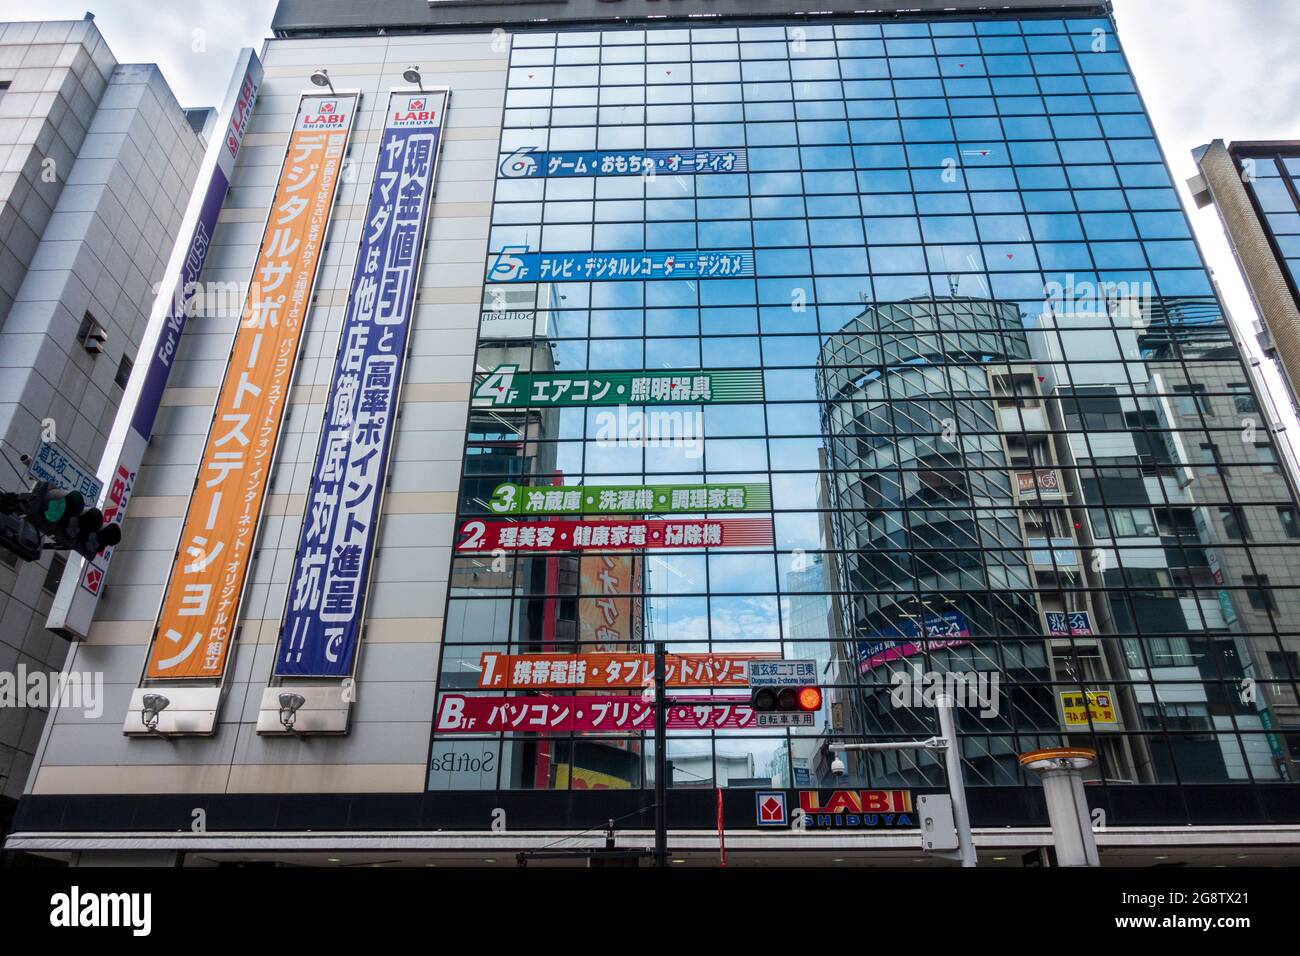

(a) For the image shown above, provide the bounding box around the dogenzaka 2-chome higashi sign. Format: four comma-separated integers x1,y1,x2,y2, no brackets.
473,366,764,406
144,93,357,680
275,90,448,678
486,481,772,515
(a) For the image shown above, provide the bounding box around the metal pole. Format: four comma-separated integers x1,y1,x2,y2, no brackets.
936,695,977,867
716,786,727,867
653,640,667,868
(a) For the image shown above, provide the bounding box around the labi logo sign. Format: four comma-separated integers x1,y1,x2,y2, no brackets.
301,99,345,129
50,886,151,936
392,95,439,127
798,790,916,829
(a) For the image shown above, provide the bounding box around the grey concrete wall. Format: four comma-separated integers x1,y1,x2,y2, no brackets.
0,20,206,805
0,20,115,326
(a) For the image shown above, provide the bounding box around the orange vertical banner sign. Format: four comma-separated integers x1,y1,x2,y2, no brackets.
145,93,358,680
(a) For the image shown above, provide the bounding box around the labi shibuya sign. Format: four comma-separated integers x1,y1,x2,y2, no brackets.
756,790,918,830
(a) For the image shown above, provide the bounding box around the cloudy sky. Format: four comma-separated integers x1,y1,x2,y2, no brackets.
5,0,1300,432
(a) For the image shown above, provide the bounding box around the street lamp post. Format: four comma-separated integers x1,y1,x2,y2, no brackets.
829,694,977,867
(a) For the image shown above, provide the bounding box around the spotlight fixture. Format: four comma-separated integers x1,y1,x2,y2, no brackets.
279,692,307,732
402,66,423,90
309,69,334,93
141,693,170,733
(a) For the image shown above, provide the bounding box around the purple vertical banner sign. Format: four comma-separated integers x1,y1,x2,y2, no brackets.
47,49,263,640
274,89,449,677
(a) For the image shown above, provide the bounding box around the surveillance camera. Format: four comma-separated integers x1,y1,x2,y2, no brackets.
830,756,846,777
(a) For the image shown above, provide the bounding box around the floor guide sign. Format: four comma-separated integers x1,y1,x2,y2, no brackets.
274,89,449,678
143,92,358,680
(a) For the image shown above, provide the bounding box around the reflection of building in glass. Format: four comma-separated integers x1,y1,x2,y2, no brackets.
442,287,647,790
1137,311,1299,781
1032,294,1297,781
818,298,1065,787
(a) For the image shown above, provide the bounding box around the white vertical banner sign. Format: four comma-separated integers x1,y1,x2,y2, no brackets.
47,49,263,639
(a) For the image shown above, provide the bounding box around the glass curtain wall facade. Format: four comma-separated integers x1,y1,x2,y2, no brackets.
1236,145,1300,307
430,13,1300,801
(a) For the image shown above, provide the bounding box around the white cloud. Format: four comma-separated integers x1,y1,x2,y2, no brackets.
0,0,272,107
1113,0,1300,460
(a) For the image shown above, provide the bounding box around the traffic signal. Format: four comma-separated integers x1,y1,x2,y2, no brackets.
0,511,41,562
68,507,121,560
751,684,822,713
24,482,84,537
0,483,123,562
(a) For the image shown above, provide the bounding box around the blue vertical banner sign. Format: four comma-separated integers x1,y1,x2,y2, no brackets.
274,89,449,677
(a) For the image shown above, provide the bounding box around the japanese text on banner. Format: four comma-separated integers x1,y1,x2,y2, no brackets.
145,94,357,680
276,91,445,678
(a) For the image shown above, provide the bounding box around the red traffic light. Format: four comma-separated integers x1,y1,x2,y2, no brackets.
751,685,822,712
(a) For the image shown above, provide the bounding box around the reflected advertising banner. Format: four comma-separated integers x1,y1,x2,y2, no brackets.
473,366,764,406
454,516,775,552
477,651,775,689
435,694,757,733
144,92,358,680
487,481,771,515
554,765,632,790
1016,468,1060,495
579,554,640,650
857,610,972,673
1045,610,1095,637
1060,689,1118,727
48,49,263,639
274,90,448,678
